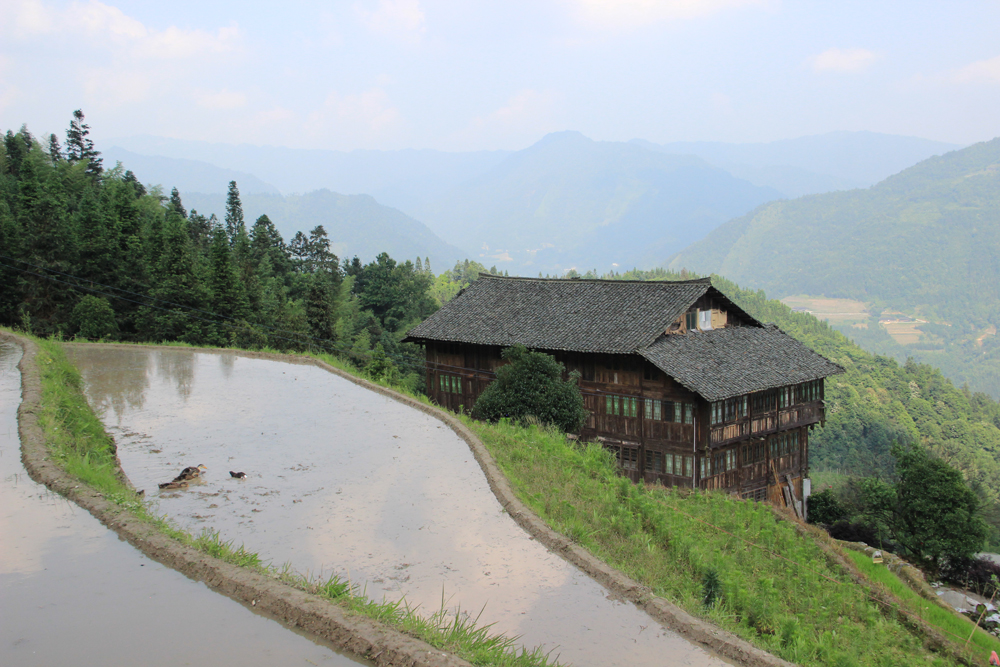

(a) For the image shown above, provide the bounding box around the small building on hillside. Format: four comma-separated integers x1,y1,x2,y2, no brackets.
404,275,842,509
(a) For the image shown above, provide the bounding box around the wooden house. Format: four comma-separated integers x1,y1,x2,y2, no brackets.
404,275,842,509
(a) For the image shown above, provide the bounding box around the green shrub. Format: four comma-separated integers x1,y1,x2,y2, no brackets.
70,295,118,340
808,488,849,525
472,345,587,433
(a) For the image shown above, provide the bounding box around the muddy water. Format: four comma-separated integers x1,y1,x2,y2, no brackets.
66,345,730,667
0,342,370,667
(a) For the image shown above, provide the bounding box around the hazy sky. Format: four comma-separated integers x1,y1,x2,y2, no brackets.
2,0,999,152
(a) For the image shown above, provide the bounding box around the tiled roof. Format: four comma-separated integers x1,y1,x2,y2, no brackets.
639,325,843,401
405,275,713,353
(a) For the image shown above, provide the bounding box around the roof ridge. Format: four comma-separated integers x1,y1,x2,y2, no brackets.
476,273,712,286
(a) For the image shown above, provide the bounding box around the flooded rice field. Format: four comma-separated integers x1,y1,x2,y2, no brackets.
65,345,730,667
0,341,369,667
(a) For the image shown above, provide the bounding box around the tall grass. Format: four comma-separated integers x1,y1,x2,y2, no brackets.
844,549,1000,659
466,417,967,667
26,335,558,667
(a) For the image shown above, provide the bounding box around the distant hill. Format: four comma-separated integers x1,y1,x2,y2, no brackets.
105,136,509,212
103,147,280,195
415,131,782,274
636,131,961,198
181,190,464,270
668,138,1000,396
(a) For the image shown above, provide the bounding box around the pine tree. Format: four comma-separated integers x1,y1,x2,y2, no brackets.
168,187,187,218
208,225,250,343
16,153,79,333
224,180,245,244
4,130,27,178
250,214,291,278
123,170,146,197
305,274,336,345
64,110,102,177
140,214,211,344
47,134,62,162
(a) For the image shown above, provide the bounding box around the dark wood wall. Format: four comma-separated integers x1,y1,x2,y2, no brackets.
422,340,820,498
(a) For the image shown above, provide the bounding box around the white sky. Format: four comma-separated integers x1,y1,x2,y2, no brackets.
1,0,998,151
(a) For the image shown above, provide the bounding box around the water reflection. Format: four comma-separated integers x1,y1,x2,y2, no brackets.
156,346,198,400
66,345,730,667
0,341,368,667
71,347,152,420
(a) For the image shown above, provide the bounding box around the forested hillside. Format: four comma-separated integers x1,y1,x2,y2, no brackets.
668,138,1000,397
719,276,1000,542
0,117,452,389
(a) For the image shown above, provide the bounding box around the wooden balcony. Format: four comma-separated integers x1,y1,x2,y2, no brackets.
710,400,824,445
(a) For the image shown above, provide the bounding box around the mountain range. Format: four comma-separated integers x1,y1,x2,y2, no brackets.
668,137,1000,396
107,130,959,276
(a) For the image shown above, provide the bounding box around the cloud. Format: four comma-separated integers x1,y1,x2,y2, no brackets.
450,89,560,150
81,67,152,105
305,88,403,147
2,0,240,60
198,88,248,110
356,0,426,41
952,55,1000,84
566,0,766,27
809,47,878,73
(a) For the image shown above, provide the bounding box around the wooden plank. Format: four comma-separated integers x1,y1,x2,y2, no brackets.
785,474,802,519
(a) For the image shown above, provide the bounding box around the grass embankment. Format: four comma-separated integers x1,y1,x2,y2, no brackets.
464,417,983,667
28,335,556,667
844,549,1000,659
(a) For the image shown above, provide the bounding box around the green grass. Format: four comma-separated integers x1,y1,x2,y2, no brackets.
845,549,1000,659
464,417,968,667
24,333,558,667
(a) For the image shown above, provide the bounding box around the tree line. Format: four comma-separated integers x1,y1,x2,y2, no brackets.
0,112,471,389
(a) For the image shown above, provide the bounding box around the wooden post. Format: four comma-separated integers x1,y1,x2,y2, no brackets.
785,473,802,519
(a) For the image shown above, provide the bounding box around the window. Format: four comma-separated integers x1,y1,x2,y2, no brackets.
643,364,660,381
439,374,462,394
752,390,776,414
778,386,793,408
605,394,638,417
741,441,766,465
698,309,713,331
699,456,708,479
608,445,639,471
647,400,693,424
711,449,737,475
645,450,665,474
686,311,697,330
685,455,694,478
712,396,747,425
770,431,800,458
